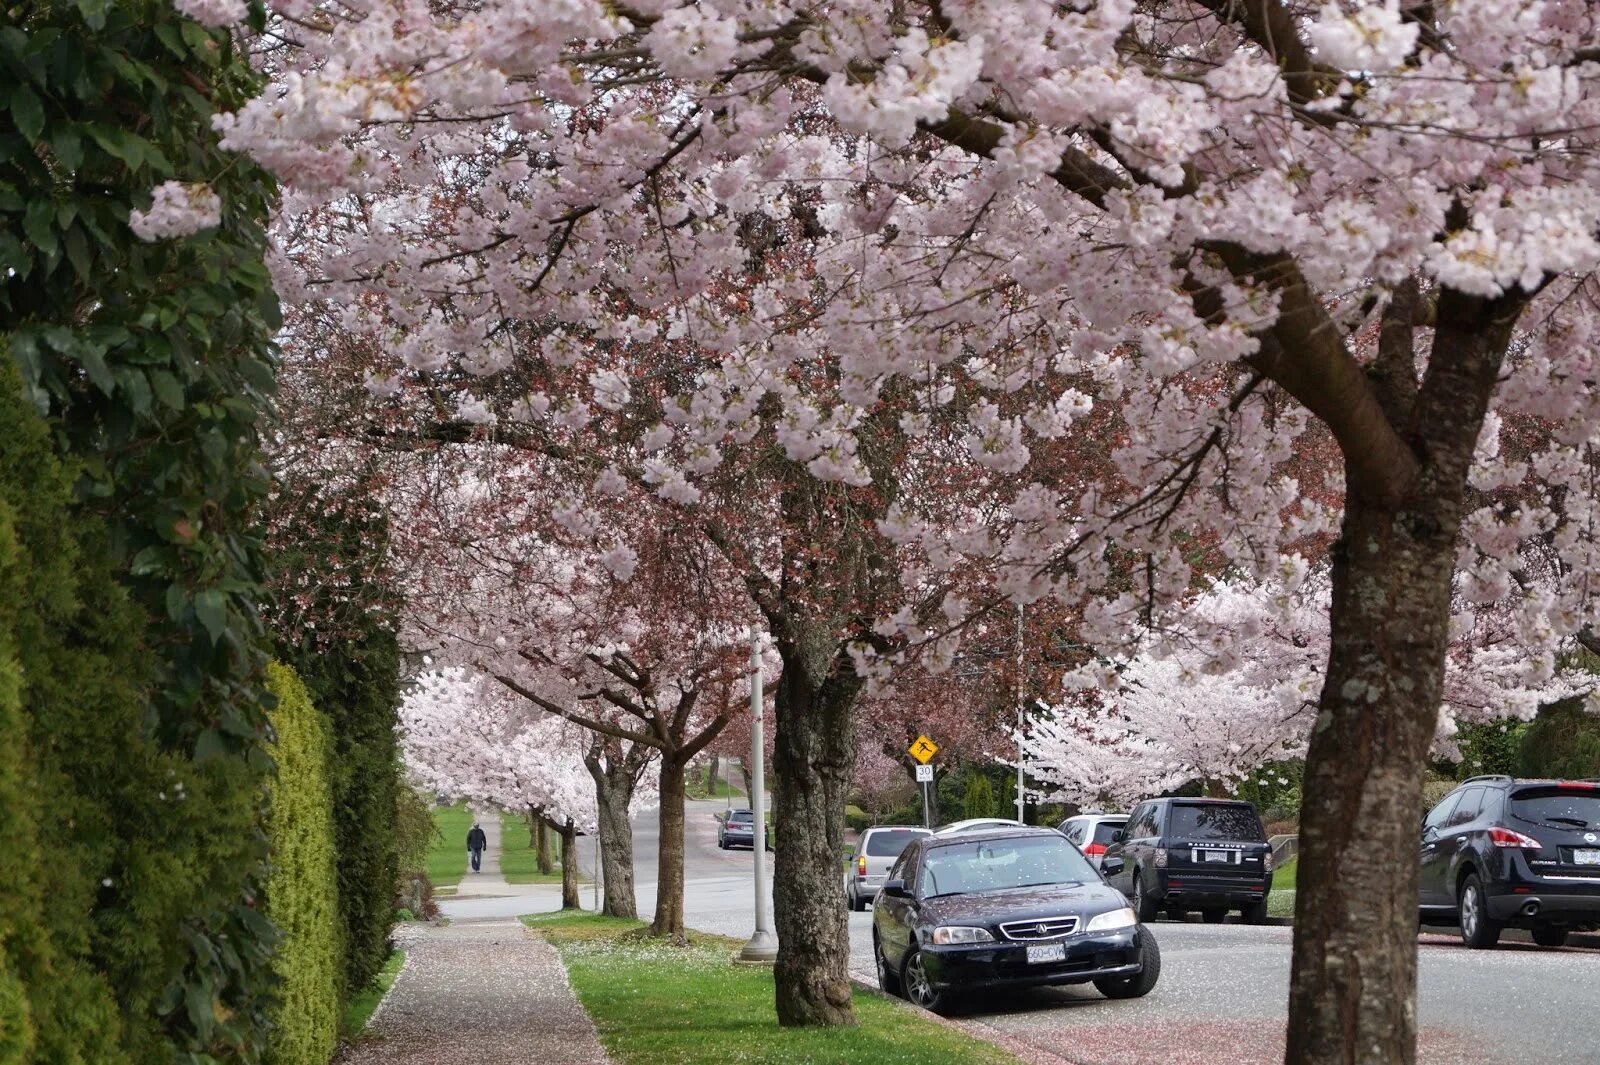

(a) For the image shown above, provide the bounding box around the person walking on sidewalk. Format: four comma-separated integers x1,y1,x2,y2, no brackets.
466,822,487,873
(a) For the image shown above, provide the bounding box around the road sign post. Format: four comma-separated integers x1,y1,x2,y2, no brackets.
909,736,939,828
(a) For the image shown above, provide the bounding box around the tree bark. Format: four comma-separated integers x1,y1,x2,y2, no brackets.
586,744,641,920
558,818,581,910
771,635,862,1027
706,755,722,796
651,753,689,940
536,816,554,875
1286,291,1520,1065
739,760,754,802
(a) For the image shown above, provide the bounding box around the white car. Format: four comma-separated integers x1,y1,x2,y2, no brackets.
932,817,1025,836
843,825,932,910
1058,812,1129,870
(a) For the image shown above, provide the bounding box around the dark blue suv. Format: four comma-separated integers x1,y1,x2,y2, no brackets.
1419,776,1600,947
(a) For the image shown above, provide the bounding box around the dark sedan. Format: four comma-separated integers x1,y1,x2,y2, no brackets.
871,827,1161,1012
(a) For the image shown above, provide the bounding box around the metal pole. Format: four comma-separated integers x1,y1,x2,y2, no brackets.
1015,603,1026,823
593,820,603,912
739,628,778,963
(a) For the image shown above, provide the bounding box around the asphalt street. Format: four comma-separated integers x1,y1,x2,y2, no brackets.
442,800,1599,1065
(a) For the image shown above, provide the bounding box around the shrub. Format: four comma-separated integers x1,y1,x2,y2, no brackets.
263,664,342,1065
963,773,996,821
1520,697,1600,780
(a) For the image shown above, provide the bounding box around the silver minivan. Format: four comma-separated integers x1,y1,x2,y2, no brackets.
844,825,931,911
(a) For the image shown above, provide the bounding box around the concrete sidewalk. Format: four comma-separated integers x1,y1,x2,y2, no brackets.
337,920,608,1065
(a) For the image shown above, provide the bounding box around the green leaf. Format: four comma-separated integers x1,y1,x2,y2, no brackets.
77,343,115,394
9,84,44,142
194,589,228,644
150,369,185,410
22,197,57,258
85,124,146,169
74,0,110,30
50,127,83,171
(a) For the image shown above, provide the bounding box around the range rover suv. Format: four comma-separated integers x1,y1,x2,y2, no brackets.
1101,798,1273,923
1419,776,1600,948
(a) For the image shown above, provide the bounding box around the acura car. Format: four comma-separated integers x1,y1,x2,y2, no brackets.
871,827,1161,1012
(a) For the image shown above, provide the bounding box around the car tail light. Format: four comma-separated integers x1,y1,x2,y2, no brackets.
1264,850,1274,873
856,855,867,878
1084,843,1107,857
1488,827,1542,849
1556,781,1598,791
1154,847,1168,869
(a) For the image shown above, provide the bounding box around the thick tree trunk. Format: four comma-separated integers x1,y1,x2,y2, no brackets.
587,751,640,920
1286,294,1517,1065
651,754,688,940
536,816,554,875
739,760,754,802
706,755,722,795
559,819,580,910
772,636,862,1027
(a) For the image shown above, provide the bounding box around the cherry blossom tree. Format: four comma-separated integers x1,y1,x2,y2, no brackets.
401,667,605,908
189,1,1600,1057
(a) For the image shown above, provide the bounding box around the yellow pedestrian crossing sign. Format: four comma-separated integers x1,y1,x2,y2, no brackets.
909,735,939,764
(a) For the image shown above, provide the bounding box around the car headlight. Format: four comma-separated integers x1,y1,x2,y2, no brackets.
1083,907,1139,933
931,925,995,945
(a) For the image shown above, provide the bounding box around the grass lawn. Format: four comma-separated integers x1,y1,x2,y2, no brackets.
500,811,577,885
1269,856,1298,919
524,913,1021,1065
340,949,405,1041
686,765,740,800
427,801,475,891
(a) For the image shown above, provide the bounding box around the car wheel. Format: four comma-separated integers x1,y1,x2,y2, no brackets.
1130,874,1159,923
718,837,726,850
902,947,952,1013
1242,898,1269,925
873,932,901,996
1532,925,1569,948
847,887,862,912
1201,908,1227,924
1457,874,1501,949
1095,929,1162,1000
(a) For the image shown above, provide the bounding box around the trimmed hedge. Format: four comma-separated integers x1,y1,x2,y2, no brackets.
263,664,341,1065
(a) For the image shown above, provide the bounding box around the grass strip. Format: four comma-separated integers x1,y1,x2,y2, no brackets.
1268,856,1298,918
524,913,1022,1065
426,802,473,890
340,949,405,1041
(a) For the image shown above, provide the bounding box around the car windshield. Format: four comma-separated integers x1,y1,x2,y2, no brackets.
1170,803,1264,841
1510,788,1600,830
865,829,929,857
920,835,1097,898
728,811,754,824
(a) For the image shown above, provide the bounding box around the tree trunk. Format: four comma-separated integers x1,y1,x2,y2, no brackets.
739,759,754,802
706,755,722,796
536,816,554,875
650,753,688,940
586,744,640,919
559,818,581,910
771,636,862,1027
1286,293,1517,1065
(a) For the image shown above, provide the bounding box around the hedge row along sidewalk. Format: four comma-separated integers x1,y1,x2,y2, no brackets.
524,913,1023,1065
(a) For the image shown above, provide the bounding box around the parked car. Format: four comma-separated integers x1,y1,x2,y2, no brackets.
933,817,1025,835
871,826,1160,1013
1059,813,1129,870
844,826,932,911
1101,797,1273,923
1418,775,1600,948
717,808,772,851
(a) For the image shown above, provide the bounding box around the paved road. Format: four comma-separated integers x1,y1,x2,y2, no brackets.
443,802,1598,1064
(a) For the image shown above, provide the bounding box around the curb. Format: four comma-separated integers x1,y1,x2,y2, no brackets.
848,969,1085,1065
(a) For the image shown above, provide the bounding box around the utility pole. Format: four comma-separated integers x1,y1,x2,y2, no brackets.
738,627,778,964
1015,603,1026,823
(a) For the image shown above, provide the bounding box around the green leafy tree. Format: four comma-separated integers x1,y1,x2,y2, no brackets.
1521,698,1600,780
963,772,996,821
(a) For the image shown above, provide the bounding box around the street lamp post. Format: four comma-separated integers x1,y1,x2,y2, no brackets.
738,627,778,964
1015,603,1026,823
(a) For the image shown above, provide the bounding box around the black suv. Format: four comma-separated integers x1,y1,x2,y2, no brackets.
1419,775,1600,948
1101,798,1273,923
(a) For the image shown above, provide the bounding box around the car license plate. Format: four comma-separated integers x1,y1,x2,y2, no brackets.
1204,850,1231,863
1575,849,1600,866
1026,943,1066,964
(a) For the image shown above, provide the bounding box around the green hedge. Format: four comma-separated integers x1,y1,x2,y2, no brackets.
3,2,283,1059
263,664,341,1065
1521,697,1600,780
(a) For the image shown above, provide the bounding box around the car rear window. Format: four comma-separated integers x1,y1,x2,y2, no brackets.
1510,787,1600,830
1091,822,1126,846
729,811,754,823
865,829,929,857
1170,803,1264,841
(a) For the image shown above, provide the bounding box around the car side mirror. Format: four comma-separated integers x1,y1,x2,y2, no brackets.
1101,856,1124,875
1422,825,1438,842
1111,829,1126,843
880,878,911,899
